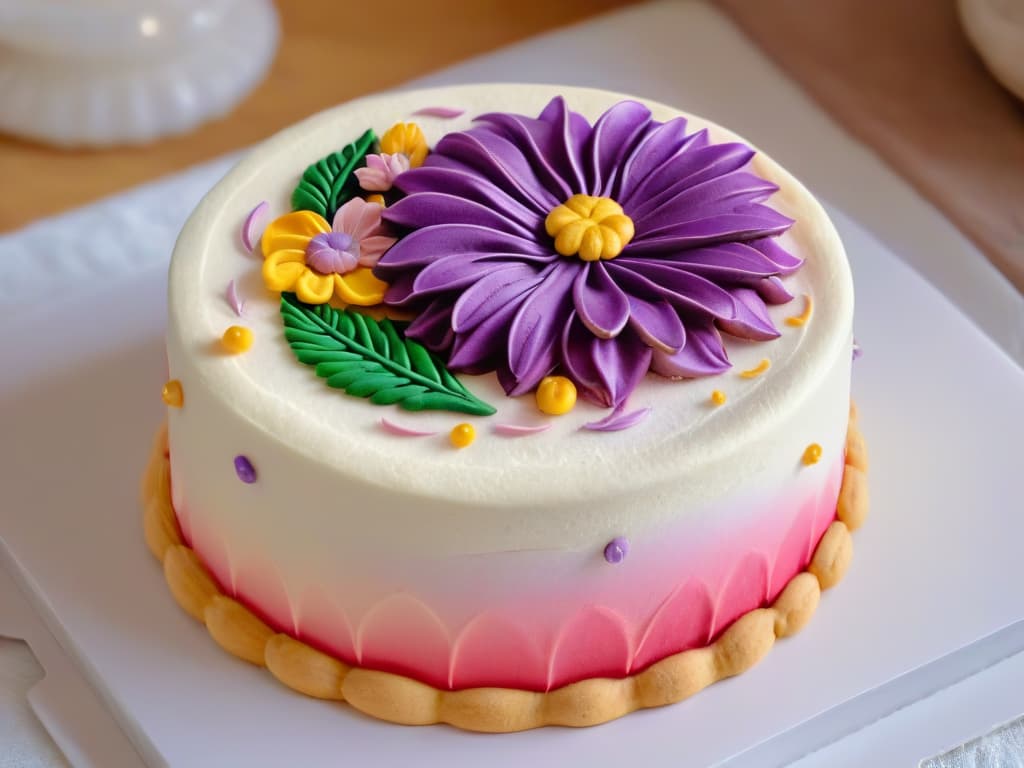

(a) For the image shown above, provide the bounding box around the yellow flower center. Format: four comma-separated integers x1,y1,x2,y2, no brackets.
545,194,635,262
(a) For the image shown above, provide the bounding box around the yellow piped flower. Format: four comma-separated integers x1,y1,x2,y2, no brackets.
261,205,392,307
545,194,634,262
536,375,577,415
380,122,428,168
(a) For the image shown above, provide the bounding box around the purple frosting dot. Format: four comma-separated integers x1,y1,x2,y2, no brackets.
603,537,629,564
234,455,257,484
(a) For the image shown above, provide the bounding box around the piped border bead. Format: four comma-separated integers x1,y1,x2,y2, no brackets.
141,403,868,732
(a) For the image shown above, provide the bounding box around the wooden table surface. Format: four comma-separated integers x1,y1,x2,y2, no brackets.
0,0,631,234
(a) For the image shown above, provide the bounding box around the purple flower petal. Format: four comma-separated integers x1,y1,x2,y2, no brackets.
634,173,779,236
573,261,630,339
536,96,589,193
405,298,456,351
474,111,576,202
748,236,804,275
609,260,737,318
375,224,552,277
562,316,653,408
650,322,731,378
429,128,560,212
451,264,545,334
583,405,651,432
756,276,795,304
583,99,653,196
626,293,684,353
623,143,756,218
411,253,530,296
448,292,525,372
628,207,794,249
648,242,796,278
506,263,577,391
716,287,781,341
385,191,539,239
394,166,541,230
614,119,696,200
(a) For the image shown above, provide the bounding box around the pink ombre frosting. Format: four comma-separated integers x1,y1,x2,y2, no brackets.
176,457,843,691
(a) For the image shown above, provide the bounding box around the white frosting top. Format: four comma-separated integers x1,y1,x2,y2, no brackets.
168,84,853,519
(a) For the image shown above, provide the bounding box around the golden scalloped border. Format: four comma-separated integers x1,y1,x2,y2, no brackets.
140,403,868,732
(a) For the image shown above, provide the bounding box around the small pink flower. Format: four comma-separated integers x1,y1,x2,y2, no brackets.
331,197,396,268
354,153,411,192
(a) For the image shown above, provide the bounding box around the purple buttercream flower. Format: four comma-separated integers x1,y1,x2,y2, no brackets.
375,97,802,407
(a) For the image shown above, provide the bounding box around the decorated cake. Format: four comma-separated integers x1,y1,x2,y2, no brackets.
141,84,868,731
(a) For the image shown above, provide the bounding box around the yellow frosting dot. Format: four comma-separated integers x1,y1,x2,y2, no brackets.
365,193,386,206
710,389,727,406
802,443,822,466
536,375,577,415
162,379,183,408
545,194,634,261
450,423,476,448
221,325,254,354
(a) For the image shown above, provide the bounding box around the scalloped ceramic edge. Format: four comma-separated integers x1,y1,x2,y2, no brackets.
0,1,278,147
141,407,868,731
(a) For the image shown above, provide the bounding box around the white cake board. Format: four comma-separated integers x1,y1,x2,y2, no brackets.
2,198,1023,767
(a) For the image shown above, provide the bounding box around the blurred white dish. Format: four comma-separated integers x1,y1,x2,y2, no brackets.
0,0,278,148
958,0,1024,102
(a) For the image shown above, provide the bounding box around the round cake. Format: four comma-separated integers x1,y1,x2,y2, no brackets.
144,83,867,731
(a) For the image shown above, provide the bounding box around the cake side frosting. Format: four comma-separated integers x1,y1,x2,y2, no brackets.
163,84,854,693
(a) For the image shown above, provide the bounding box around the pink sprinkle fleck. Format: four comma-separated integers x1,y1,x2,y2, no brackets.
411,106,466,119
493,422,552,437
241,201,269,253
379,417,438,437
226,280,245,316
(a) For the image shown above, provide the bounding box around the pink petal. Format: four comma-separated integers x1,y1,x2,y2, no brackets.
354,166,391,192
333,197,384,241
357,234,398,267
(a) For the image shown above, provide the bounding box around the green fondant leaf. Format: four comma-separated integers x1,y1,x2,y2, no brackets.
280,294,496,417
291,129,376,219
